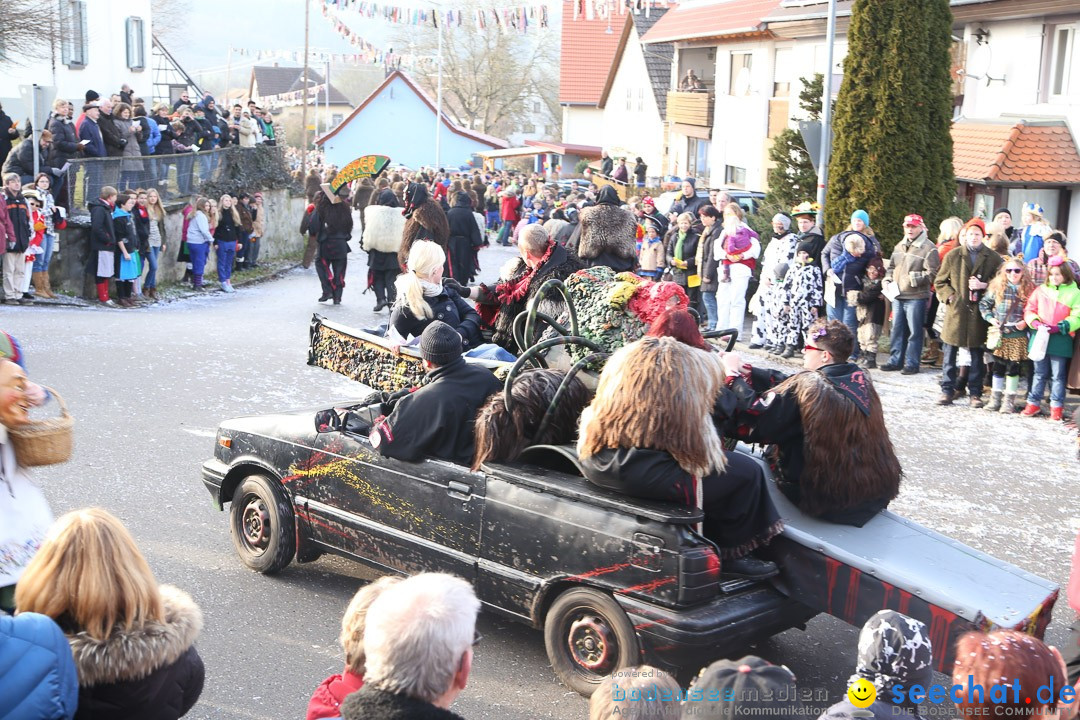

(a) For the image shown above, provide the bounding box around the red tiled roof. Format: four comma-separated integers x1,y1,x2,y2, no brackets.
640,0,782,44
525,139,603,156
952,121,1080,184
560,0,626,105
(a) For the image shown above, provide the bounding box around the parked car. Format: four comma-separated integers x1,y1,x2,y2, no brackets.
653,189,766,217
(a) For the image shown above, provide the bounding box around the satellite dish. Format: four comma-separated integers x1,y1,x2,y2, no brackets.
734,67,752,97
965,44,992,79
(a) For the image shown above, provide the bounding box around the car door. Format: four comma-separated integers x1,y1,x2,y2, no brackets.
300,427,484,580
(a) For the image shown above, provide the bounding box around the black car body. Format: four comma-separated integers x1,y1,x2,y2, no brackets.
202,409,816,693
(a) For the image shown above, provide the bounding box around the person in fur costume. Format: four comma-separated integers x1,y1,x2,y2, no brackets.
399,182,451,276
472,368,592,470
310,184,354,305
363,188,405,311
447,224,582,354
351,177,376,228
566,185,638,272
16,508,205,720
772,242,823,358
577,336,782,579
720,320,902,527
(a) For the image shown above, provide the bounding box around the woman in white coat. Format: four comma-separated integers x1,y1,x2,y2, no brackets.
713,203,761,341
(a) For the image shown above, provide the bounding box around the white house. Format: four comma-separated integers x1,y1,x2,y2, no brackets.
558,0,623,148
0,0,157,119
505,92,561,147
595,8,674,181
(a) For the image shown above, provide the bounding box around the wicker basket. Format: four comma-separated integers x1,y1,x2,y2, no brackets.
9,387,73,467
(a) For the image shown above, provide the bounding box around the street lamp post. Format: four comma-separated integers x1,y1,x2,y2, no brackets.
815,0,837,228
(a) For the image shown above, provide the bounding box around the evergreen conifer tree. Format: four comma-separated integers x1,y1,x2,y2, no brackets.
766,74,823,212
824,0,955,252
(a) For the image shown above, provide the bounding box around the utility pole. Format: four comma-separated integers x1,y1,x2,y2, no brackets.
815,0,837,228
224,46,233,107
301,0,310,179
435,17,443,169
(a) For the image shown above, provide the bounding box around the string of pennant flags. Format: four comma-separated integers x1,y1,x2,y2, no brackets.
323,0,551,32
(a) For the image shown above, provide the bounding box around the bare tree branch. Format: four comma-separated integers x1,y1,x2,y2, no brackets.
0,0,61,67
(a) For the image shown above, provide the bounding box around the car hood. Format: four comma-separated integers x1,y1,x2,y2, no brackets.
217,401,356,441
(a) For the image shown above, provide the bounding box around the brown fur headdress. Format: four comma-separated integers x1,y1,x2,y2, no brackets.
578,336,726,477
772,369,901,516
472,369,592,471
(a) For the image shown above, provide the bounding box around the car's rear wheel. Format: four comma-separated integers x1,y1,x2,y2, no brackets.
229,474,295,574
544,587,640,697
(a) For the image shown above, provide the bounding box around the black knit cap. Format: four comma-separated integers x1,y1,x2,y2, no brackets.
683,656,802,720
419,321,462,366
85,89,100,103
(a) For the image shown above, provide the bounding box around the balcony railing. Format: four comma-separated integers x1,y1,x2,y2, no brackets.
666,91,715,128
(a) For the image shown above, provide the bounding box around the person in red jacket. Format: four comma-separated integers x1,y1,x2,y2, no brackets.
306,576,402,720
496,188,519,247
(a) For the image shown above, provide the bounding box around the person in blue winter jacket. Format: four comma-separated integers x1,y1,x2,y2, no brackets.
0,611,79,719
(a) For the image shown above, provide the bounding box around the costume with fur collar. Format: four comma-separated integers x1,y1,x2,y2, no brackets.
732,363,901,526
399,200,450,269
571,204,638,270
363,204,406,254
340,685,465,720
68,584,205,720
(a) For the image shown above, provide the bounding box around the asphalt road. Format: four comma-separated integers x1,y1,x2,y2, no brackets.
3,237,1076,720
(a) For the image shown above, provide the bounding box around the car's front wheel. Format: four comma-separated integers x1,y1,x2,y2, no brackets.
544,587,641,697
229,474,295,574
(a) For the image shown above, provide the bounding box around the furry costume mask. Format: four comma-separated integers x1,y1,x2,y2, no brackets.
403,182,429,219
472,369,592,470
576,204,639,261
578,336,726,477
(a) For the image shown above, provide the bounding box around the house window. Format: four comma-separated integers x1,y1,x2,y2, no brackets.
522,122,536,133
773,48,793,97
638,88,644,111
331,113,344,127
725,165,747,187
1049,25,1075,99
688,138,710,179
729,52,753,96
626,88,633,111
533,101,541,112
125,17,145,70
61,0,89,67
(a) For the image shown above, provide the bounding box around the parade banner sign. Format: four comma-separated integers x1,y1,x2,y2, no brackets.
331,155,392,192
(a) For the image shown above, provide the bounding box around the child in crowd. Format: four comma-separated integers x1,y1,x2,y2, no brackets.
112,193,140,307
979,258,1033,413
306,576,402,720
774,241,823,358
1014,202,1053,263
20,189,46,299
638,219,665,280
759,262,790,354
833,232,869,296
719,207,754,283
852,257,886,368
1022,256,1080,420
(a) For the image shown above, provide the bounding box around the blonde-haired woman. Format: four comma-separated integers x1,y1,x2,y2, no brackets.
15,508,205,719
213,194,241,292
390,240,515,361
576,336,781,578
143,187,167,299
306,575,402,720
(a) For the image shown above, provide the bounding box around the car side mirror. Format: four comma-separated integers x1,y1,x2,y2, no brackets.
314,409,341,433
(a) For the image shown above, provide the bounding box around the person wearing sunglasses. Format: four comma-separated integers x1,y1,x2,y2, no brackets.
978,259,1034,413
719,318,902,527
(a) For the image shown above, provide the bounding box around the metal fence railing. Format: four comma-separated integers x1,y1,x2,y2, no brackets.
63,146,286,218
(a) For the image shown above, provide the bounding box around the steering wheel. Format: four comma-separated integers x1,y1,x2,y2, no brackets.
703,327,739,352
511,278,581,360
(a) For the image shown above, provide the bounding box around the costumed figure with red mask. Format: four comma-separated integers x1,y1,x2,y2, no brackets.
399,182,451,277
445,223,582,354
717,319,902,527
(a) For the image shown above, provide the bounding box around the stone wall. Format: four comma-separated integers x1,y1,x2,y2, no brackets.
50,190,307,297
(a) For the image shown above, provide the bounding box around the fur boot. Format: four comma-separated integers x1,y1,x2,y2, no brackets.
985,390,1003,412
1000,392,1017,414
31,272,46,297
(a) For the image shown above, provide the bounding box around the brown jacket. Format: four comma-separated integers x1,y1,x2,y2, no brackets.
934,243,1003,348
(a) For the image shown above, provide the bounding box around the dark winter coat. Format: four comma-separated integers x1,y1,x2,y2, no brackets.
78,117,106,158
934,243,1003,348
88,198,117,252
370,356,502,464
340,685,465,720
154,115,176,156
665,229,700,287
391,288,483,349
213,209,241,244
446,195,482,282
571,190,638,272
113,208,138,255
309,201,354,262
0,611,79,720
133,205,152,255
641,208,669,236
726,363,901,527
4,189,31,254
600,156,614,177
797,227,827,271
823,230,877,304
2,140,58,183
670,191,708,218
699,222,723,293
97,112,127,157
580,446,697,505
47,114,81,167
0,111,14,162
68,585,205,720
